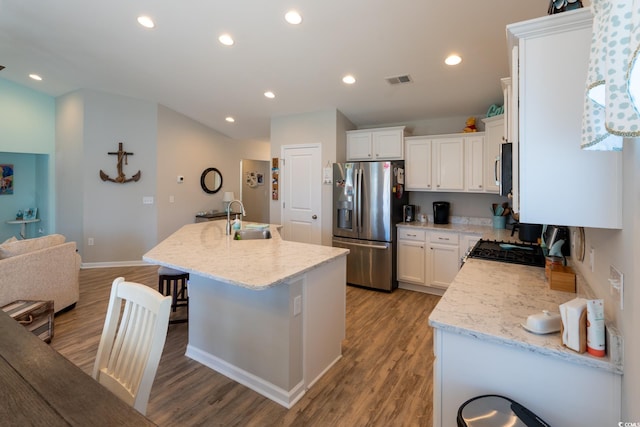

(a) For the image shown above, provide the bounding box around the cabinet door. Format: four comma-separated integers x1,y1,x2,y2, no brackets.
405,138,432,190
346,132,372,160
482,116,503,193
510,10,622,228
397,240,426,285
459,234,481,260
433,137,464,191
373,128,403,159
428,244,460,288
465,135,484,192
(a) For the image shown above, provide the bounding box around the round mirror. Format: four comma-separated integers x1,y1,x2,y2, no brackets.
200,168,223,194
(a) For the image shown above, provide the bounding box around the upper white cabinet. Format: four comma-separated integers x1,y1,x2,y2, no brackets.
433,136,464,191
507,9,622,229
464,134,484,192
346,126,406,161
481,115,503,194
406,133,488,193
405,137,432,190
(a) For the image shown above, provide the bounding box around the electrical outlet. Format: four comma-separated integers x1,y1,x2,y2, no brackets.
609,265,624,310
88,237,94,246
142,196,154,205
293,295,302,316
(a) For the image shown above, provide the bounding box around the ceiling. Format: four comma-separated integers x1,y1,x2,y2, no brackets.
0,1,553,142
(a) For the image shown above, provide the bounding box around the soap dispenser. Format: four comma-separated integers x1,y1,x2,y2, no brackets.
232,214,241,230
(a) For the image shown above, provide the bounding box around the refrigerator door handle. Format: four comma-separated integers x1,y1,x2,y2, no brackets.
356,168,362,233
332,240,389,250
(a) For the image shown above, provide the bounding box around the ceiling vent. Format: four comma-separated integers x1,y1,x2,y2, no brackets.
385,74,412,85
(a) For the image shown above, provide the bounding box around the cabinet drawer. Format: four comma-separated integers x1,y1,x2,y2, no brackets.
398,228,426,241
430,231,459,245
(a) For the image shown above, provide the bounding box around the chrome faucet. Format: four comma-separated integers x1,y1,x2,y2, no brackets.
226,199,246,235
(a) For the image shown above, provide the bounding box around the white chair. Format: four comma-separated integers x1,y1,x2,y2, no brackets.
92,277,172,415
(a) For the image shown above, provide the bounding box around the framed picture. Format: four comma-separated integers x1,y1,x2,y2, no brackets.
1,164,14,195
23,208,37,220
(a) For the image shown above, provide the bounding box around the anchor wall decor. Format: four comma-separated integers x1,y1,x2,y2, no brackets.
99,142,141,183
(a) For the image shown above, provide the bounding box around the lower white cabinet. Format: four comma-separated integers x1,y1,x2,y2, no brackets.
397,240,426,284
432,329,621,426
397,227,460,294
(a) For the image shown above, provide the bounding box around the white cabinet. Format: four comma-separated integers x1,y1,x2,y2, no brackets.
433,329,621,426
507,9,622,229
459,233,481,260
397,229,426,285
464,135,484,192
427,231,460,289
397,227,461,294
346,126,405,161
406,133,489,193
404,137,432,190
432,136,464,191
481,115,503,194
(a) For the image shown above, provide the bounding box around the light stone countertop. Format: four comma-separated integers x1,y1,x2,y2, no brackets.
143,220,348,290
397,220,524,242
428,258,623,374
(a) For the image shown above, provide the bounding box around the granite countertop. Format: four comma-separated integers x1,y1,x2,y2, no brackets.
143,220,348,290
428,258,623,374
397,220,523,242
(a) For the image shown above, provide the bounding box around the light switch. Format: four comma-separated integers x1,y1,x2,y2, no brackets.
293,295,302,316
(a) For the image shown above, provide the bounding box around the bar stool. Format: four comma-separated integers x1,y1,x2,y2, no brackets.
157,266,189,324
457,394,550,426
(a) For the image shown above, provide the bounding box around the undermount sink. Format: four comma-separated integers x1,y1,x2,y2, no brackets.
233,229,272,240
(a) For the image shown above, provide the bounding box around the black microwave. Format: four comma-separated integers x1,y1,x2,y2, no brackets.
499,143,512,197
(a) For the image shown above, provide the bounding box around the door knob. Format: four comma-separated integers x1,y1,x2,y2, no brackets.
312,215,318,219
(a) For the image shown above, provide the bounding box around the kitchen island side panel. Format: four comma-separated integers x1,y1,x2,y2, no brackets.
187,275,302,392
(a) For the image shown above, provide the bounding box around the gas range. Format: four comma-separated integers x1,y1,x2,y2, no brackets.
466,239,545,268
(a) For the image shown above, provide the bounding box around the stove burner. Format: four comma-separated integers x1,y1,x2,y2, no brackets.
467,239,545,267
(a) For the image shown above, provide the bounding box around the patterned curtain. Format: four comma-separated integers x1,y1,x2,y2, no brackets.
582,0,640,151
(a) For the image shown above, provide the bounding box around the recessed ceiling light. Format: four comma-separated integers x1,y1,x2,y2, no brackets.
285,10,303,25
225,116,235,123
445,54,462,66
137,16,155,29
342,74,356,85
264,91,275,99
29,74,42,81
218,34,234,46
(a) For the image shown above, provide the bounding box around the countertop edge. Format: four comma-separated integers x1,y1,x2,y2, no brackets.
142,250,348,290
429,318,622,375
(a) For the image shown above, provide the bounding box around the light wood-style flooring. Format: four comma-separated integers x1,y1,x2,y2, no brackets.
51,266,440,426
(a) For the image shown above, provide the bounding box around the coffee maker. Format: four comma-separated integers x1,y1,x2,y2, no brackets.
403,205,416,222
433,201,450,224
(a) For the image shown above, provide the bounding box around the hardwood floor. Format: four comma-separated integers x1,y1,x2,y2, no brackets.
51,266,440,426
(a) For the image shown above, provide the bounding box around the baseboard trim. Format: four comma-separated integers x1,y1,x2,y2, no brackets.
398,281,446,296
81,260,152,269
185,344,306,408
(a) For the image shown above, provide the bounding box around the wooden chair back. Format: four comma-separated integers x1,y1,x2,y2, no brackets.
92,277,171,415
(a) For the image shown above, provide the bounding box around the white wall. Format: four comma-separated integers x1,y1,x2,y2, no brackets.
570,138,639,421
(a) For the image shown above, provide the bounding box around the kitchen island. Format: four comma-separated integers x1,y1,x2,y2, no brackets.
428,258,622,426
143,220,348,408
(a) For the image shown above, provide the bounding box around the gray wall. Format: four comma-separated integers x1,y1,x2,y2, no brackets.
570,138,639,420
156,105,269,241
270,109,355,246
56,90,269,264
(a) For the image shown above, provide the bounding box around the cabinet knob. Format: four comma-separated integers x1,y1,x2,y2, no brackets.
437,185,440,188
312,214,318,219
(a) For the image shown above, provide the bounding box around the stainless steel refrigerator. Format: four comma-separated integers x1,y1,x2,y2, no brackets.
332,161,408,291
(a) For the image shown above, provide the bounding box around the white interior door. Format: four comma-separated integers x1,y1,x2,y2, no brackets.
281,145,322,244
